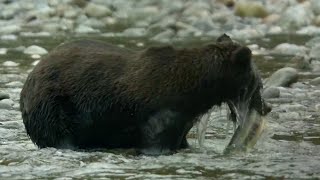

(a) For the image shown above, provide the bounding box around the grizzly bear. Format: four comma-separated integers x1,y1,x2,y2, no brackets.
20,34,271,155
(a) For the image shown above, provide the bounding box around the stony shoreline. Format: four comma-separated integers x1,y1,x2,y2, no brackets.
1,0,320,68
1,0,320,40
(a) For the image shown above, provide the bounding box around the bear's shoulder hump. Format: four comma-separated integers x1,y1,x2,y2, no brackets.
141,45,176,61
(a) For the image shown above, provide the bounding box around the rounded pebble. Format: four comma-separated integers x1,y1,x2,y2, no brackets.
262,87,280,99
75,25,99,34
23,45,48,55
5,81,24,88
265,67,299,87
309,44,320,61
0,34,18,41
0,92,10,100
122,28,146,37
272,43,308,56
3,61,19,67
309,77,320,85
0,48,8,55
0,99,14,110
84,2,111,18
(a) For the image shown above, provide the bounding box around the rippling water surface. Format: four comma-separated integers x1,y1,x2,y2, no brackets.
0,35,319,179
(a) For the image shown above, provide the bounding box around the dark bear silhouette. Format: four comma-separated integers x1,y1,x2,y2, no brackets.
20,34,271,155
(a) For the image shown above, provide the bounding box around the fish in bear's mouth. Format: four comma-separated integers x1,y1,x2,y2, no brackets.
224,104,269,154
196,96,271,154
224,87,272,154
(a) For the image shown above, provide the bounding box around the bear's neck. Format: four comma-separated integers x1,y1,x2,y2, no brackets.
172,46,229,92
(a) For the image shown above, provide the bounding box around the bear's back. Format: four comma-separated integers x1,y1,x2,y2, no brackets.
21,40,137,115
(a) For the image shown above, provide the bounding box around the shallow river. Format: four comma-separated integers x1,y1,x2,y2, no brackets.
0,35,319,179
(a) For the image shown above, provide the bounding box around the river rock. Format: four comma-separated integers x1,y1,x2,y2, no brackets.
3,61,19,67
191,18,216,32
262,87,280,99
265,67,298,87
5,81,24,88
182,1,211,18
84,2,111,18
272,43,308,56
309,77,320,85
230,27,265,40
0,25,21,34
42,23,61,33
268,26,282,34
0,99,14,110
0,48,7,55
263,14,281,25
151,29,175,43
311,0,320,15
102,17,117,25
129,6,160,20
305,36,320,47
290,55,311,70
122,28,146,37
75,25,99,34
23,45,48,55
20,32,51,37
314,15,320,26
1,8,16,20
279,3,314,29
309,44,320,60
296,26,320,35
234,1,268,18
0,92,10,101
82,18,105,28
0,34,17,41
311,63,320,72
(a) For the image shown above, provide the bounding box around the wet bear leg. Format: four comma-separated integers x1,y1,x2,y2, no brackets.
179,121,194,149
139,110,187,155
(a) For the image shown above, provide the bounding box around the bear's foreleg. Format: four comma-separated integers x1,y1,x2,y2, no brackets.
179,121,194,149
139,109,189,155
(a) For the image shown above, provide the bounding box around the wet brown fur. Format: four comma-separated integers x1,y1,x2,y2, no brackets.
20,34,269,154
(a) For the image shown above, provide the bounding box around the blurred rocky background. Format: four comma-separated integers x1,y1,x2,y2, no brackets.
0,0,319,40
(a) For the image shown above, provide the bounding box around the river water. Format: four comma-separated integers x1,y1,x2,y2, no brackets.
0,35,319,179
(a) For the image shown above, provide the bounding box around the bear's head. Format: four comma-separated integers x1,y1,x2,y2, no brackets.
212,34,271,124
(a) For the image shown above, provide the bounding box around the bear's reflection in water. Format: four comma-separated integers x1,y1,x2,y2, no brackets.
20,34,271,155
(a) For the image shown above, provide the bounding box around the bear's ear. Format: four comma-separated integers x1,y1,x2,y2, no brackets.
216,34,232,43
231,46,252,66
